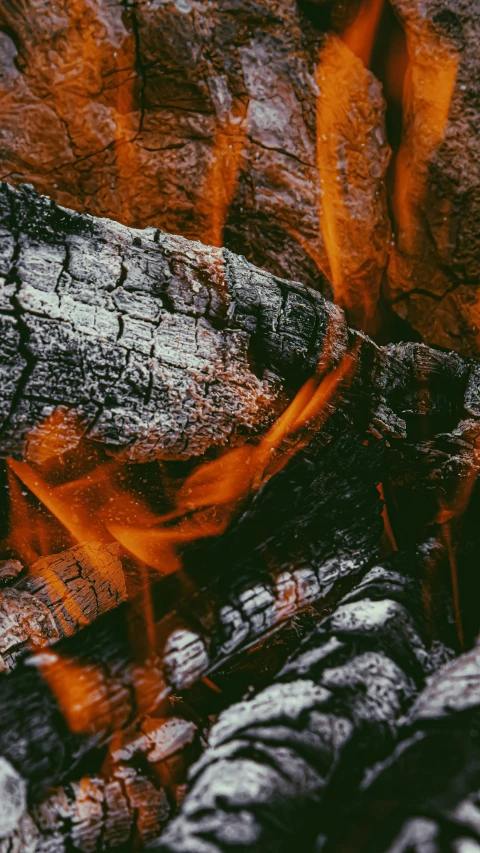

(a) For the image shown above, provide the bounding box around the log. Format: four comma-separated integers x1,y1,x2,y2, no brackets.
150,547,455,853
0,180,347,462
0,542,127,670
0,0,393,329
387,0,480,357
320,641,480,852
0,715,199,852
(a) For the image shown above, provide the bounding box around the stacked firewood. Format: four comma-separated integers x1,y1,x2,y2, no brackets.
0,0,480,849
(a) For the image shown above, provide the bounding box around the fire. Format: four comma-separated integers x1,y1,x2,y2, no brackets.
342,0,385,68
4,349,358,578
392,24,458,255
315,34,390,335
201,104,248,248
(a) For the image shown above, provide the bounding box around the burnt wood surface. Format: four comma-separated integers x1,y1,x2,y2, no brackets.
318,640,480,853
1,184,480,849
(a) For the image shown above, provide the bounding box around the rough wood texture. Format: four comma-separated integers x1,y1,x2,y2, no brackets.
0,181,479,814
0,715,200,852
0,542,127,669
387,0,480,357
0,1,395,329
151,549,454,853
0,0,329,290
320,642,480,852
0,180,345,462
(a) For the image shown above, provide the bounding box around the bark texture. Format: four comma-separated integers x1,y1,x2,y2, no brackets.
0,0,394,328
151,549,454,853
320,642,480,852
0,542,127,670
387,0,480,357
0,180,345,463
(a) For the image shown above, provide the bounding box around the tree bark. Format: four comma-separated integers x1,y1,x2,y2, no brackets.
387,0,480,358
150,547,455,853
1,183,480,849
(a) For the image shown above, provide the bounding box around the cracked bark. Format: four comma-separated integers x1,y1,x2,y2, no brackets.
0,542,127,670
0,183,479,853
320,639,480,852
149,547,455,853
0,0,393,331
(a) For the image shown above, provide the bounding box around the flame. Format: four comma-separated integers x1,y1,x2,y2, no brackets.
342,0,385,68
202,105,248,248
392,27,458,254
377,482,398,554
432,444,480,650
5,349,358,577
39,653,120,734
315,35,389,334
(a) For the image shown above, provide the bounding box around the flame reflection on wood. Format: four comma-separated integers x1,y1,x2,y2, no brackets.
315,35,391,335
391,24,458,257
342,0,385,68
5,350,358,576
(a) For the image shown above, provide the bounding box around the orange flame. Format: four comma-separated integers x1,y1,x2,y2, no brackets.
342,0,385,68
315,35,389,334
432,445,480,650
201,103,248,248
5,349,358,577
392,28,458,254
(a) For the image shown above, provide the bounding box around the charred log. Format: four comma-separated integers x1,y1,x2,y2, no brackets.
319,639,480,852
149,548,454,853
0,183,478,808
0,542,127,670
387,0,480,357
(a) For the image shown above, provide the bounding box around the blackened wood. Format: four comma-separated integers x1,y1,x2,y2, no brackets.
150,549,454,853
0,181,346,463
320,641,480,853
0,542,127,670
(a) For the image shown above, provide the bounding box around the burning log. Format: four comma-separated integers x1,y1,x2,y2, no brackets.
0,716,200,852
0,181,479,808
150,548,454,853
319,640,480,852
0,542,127,670
387,0,480,357
1,182,480,850
0,0,395,331
0,180,347,463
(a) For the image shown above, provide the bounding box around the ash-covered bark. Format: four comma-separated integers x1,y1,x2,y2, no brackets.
0,543,127,670
320,641,480,853
0,717,200,852
0,181,344,462
151,548,454,853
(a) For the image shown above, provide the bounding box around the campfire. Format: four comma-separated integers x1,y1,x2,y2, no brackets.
0,0,479,850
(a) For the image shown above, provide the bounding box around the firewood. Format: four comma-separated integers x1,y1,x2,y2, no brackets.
319,640,480,852
387,0,480,358
0,180,348,463
0,542,127,670
0,716,200,852
0,182,479,816
149,548,454,853
0,0,392,317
